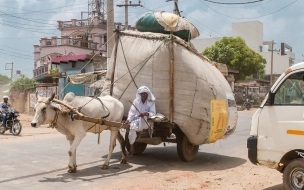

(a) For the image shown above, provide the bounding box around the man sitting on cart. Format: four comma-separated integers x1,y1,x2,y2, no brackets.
124,86,156,156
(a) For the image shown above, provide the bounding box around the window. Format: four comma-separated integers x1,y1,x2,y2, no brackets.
72,62,76,68
274,72,304,105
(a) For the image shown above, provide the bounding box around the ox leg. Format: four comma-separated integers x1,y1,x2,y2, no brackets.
68,133,85,173
102,130,118,170
68,139,77,173
116,130,127,164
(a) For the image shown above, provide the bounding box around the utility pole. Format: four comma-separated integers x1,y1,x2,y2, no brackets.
5,62,13,83
125,0,128,30
166,0,180,15
268,40,280,86
107,0,114,60
117,0,142,30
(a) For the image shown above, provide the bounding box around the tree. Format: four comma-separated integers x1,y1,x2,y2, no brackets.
11,77,37,93
0,74,10,85
202,37,266,81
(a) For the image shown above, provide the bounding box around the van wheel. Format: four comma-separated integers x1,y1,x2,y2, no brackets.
283,158,304,190
125,130,147,155
176,129,199,162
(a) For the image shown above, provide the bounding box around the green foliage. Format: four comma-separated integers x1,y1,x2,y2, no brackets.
202,37,266,81
11,77,37,93
50,68,59,81
0,74,10,85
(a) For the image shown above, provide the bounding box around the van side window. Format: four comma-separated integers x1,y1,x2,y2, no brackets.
274,72,304,105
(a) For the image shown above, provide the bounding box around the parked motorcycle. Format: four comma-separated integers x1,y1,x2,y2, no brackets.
240,98,254,111
0,110,22,136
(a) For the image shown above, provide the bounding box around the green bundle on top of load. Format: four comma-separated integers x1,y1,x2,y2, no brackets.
135,12,200,42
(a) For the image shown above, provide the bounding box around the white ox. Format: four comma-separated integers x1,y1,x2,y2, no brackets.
31,92,127,172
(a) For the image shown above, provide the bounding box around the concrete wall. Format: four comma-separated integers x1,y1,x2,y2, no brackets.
36,46,93,63
191,38,220,54
11,92,30,114
191,21,292,78
261,51,291,75
58,61,94,99
232,21,263,53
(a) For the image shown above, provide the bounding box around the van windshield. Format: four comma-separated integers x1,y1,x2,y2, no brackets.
274,72,304,105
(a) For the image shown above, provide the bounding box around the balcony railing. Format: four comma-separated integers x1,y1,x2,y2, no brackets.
58,18,135,31
33,65,49,78
40,37,99,50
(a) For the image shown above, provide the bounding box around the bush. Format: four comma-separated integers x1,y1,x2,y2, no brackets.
11,77,36,93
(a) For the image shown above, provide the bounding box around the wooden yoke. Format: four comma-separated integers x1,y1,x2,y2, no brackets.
52,99,84,117
52,98,130,129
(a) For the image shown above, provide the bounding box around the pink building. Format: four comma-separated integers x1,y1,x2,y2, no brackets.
33,15,133,82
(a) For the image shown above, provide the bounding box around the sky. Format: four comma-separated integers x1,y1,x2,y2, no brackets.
0,0,303,79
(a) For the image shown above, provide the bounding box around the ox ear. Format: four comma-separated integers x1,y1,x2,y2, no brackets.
50,102,62,112
48,93,55,102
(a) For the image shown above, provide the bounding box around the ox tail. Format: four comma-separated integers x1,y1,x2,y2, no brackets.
117,130,127,157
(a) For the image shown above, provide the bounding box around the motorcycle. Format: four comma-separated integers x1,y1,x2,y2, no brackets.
240,97,254,111
0,110,22,136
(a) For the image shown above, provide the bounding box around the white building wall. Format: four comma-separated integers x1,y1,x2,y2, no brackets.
191,38,221,54
261,52,291,75
191,21,293,78
232,21,263,53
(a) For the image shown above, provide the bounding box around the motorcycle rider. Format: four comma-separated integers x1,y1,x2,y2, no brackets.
0,95,13,132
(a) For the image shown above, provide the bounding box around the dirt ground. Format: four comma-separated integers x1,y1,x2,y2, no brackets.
1,112,285,190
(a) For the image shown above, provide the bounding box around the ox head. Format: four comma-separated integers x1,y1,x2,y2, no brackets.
31,93,56,127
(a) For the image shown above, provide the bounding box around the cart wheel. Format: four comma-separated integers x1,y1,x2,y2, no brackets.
176,129,199,162
125,130,147,155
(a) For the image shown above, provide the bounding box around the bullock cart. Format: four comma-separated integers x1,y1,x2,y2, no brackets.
98,13,238,161
52,98,196,161
52,12,237,162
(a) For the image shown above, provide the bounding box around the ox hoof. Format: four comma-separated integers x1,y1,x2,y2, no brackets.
120,159,127,164
68,165,77,173
101,165,108,170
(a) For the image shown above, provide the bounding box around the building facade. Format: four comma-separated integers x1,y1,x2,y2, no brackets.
191,21,295,78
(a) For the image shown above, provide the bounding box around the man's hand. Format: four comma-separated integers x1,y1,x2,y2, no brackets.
124,120,130,124
138,112,149,117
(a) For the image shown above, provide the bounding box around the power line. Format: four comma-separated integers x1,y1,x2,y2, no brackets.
0,22,58,34
0,48,33,58
0,2,87,15
198,0,298,19
0,45,33,53
0,10,57,26
201,0,273,8
192,0,265,42
204,0,264,5
0,20,56,29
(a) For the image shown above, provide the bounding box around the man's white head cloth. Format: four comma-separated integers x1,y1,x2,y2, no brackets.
136,86,155,102
3,95,9,99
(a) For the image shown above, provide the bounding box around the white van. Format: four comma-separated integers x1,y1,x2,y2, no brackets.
248,62,304,190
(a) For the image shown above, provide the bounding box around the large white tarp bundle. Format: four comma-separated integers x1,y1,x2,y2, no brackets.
102,30,237,145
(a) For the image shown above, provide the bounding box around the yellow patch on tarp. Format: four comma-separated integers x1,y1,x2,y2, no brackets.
207,100,228,143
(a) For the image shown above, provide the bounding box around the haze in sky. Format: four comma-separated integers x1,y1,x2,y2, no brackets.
0,0,302,79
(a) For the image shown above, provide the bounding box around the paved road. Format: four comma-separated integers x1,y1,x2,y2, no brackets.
0,110,284,190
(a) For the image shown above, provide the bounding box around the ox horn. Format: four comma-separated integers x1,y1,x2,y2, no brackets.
48,93,55,102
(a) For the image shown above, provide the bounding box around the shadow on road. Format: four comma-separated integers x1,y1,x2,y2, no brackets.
110,146,247,173
33,146,246,184
263,184,284,190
